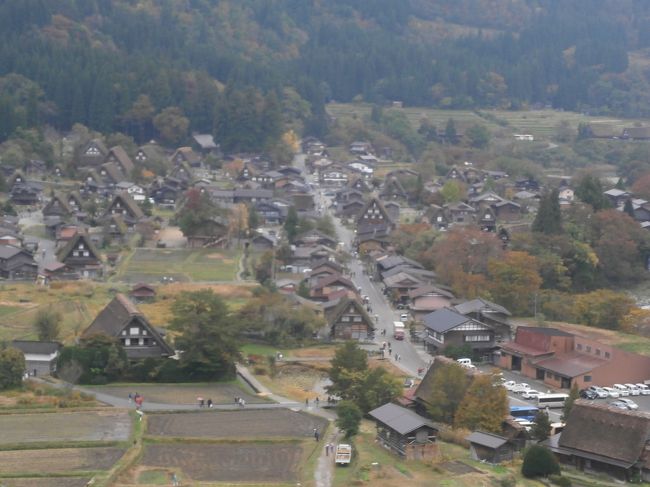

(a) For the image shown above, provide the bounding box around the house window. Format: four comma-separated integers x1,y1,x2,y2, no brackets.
130,327,139,335
142,329,147,335
83,251,89,257
605,351,610,359
122,330,127,336
595,349,601,356
124,338,131,346
342,316,350,322
464,335,491,342
353,316,362,322
546,371,552,378
586,346,592,353
584,375,592,382
576,344,582,350
139,338,144,346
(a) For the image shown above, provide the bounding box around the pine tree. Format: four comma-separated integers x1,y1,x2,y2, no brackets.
532,189,562,234
284,206,299,242
623,198,635,218
562,383,580,421
531,410,551,441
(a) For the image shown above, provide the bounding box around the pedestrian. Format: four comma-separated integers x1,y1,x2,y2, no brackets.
388,348,392,356
207,398,213,408
314,428,319,441
128,393,132,403
325,443,329,456
305,398,309,407
171,472,179,486
315,396,320,407
241,399,246,408
234,396,239,405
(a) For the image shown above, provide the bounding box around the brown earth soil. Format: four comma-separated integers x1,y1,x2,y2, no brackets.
0,447,124,474
140,442,304,483
147,409,327,439
0,410,131,445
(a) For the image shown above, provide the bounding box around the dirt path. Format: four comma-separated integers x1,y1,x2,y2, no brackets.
315,423,340,487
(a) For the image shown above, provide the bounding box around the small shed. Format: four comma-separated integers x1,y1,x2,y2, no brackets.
466,431,514,464
368,403,438,460
130,283,156,303
10,340,61,376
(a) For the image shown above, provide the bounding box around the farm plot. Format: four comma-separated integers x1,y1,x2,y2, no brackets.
2,479,91,487
91,380,266,405
0,410,131,445
147,409,327,439
115,248,241,283
141,443,304,483
0,447,124,474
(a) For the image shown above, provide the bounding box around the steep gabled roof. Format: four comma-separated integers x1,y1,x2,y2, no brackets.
355,197,393,225
56,232,102,263
311,273,356,292
43,193,73,215
326,296,373,327
106,192,145,220
559,400,650,467
107,146,135,174
100,162,126,183
82,294,173,355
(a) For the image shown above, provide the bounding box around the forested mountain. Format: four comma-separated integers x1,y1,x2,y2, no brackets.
3,0,650,145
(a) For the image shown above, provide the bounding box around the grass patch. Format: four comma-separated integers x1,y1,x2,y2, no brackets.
137,469,170,484
113,248,242,283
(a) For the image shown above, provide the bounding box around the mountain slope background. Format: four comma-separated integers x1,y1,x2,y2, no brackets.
2,0,650,144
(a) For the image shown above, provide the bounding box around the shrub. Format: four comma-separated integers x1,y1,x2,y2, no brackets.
549,474,572,486
437,427,471,448
522,445,561,478
498,476,517,487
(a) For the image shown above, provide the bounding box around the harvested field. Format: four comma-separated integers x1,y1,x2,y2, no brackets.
141,443,303,483
147,409,327,439
0,410,131,445
114,248,242,283
257,363,329,402
2,479,90,487
0,447,124,474
91,380,265,405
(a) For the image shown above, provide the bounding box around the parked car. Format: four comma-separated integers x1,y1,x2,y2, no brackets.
586,386,608,398
624,384,641,396
616,398,639,410
400,313,409,322
522,390,541,400
580,389,598,400
602,387,620,398
612,384,630,396
503,381,517,391
636,384,650,395
609,400,630,410
511,383,532,394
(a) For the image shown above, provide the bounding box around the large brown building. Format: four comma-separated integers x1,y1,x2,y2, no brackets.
499,326,650,389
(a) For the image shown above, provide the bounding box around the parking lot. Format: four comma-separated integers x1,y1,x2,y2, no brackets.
488,367,650,421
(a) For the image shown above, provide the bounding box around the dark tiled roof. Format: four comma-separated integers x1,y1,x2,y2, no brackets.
10,340,61,355
559,400,650,466
466,431,509,449
423,308,472,333
455,298,511,317
369,403,436,436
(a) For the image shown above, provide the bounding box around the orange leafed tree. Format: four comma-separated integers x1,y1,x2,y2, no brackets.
487,251,542,316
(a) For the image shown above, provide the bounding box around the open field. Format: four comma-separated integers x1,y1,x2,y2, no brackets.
0,281,254,341
0,410,131,445
327,102,650,139
0,282,117,341
140,442,305,483
256,362,329,402
2,479,91,487
147,409,328,439
90,380,267,405
113,248,242,283
0,447,124,474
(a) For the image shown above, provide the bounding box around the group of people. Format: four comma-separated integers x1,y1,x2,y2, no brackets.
197,397,213,408
128,392,144,409
234,396,246,407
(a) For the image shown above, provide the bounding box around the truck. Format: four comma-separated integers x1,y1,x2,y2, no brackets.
393,321,405,340
335,444,352,465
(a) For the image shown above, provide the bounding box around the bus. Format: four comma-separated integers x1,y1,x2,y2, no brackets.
509,406,539,422
537,393,569,408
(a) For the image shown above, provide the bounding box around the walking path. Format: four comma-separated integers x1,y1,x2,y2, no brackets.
315,424,340,487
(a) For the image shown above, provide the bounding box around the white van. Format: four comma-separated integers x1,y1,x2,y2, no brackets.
457,358,476,369
612,384,630,397
624,384,641,396
636,384,650,395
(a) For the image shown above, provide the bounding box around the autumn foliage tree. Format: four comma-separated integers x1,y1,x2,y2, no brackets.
454,374,508,433
488,251,542,316
433,227,502,297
